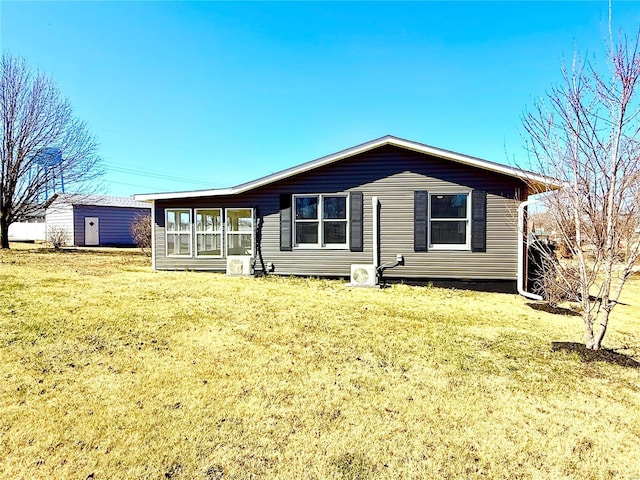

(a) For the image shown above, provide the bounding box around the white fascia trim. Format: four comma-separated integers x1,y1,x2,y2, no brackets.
134,139,390,201
389,137,556,190
134,135,558,201
135,187,235,202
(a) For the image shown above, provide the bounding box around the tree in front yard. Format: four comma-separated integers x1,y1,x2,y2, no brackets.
523,13,640,350
46,225,70,251
130,213,152,255
0,53,102,249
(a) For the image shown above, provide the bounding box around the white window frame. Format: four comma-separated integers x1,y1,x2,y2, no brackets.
225,208,255,257
293,194,349,249
194,208,223,258
428,192,471,251
165,209,192,257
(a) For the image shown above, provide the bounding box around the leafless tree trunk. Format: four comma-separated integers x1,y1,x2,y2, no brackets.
0,53,102,249
523,9,640,350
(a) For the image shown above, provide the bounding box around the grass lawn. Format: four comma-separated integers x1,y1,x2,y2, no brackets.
1,245,639,479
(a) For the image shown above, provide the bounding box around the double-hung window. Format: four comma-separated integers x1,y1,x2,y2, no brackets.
294,194,348,248
226,208,254,256
195,209,222,256
429,193,470,250
166,209,192,256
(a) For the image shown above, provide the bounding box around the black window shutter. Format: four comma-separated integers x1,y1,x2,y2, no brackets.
414,190,428,252
350,191,363,252
280,194,292,251
471,189,487,252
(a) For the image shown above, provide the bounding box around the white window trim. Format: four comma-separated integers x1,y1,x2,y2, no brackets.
293,194,349,249
224,208,255,257
194,208,223,258
428,192,471,251
165,208,192,257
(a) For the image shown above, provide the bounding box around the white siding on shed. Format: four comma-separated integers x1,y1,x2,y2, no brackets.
45,203,74,244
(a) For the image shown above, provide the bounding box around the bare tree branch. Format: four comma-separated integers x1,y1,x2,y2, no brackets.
0,53,102,248
522,13,640,350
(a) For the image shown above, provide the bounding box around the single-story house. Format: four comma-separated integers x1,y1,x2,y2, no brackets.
46,193,151,247
135,135,555,292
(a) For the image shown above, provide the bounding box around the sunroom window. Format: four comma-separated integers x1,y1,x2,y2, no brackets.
166,209,191,256
226,208,254,256
195,209,222,256
429,193,470,249
294,194,348,248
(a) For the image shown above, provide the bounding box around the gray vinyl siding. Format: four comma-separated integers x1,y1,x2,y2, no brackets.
153,145,525,280
73,205,150,246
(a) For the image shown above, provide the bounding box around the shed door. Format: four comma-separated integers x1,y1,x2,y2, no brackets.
85,217,99,246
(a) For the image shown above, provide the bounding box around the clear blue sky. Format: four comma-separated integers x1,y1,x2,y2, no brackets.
2,1,639,197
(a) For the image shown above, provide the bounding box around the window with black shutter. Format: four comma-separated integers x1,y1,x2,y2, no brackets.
471,190,487,252
279,194,292,251
414,191,428,252
350,191,363,252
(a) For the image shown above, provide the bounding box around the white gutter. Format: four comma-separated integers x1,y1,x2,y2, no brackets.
372,196,379,268
517,199,543,300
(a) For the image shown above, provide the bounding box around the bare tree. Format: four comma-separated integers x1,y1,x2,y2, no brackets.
523,12,640,350
130,213,151,255
46,224,70,251
0,53,101,249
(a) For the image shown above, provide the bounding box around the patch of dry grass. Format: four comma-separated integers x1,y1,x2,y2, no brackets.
1,244,639,479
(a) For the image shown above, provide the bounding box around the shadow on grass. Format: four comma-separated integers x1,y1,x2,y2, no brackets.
386,278,518,293
551,342,640,368
528,302,581,317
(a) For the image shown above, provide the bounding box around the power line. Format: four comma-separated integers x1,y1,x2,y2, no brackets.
101,162,227,188
103,164,212,186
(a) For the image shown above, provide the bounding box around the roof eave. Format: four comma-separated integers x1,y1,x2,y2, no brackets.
135,187,235,201
134,135,561,201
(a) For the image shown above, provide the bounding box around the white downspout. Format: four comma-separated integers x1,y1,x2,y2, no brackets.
517,199,543,300
151,200,156,270
372,196,379,268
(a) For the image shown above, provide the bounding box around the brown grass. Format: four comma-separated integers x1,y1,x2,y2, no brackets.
1,244,639,479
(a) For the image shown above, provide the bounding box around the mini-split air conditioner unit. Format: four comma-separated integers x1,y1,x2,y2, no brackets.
226,256,253,276
350,264,378,287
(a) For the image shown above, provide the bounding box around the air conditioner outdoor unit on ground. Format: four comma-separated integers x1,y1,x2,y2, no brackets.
226,256,253,276
350,264,378,287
